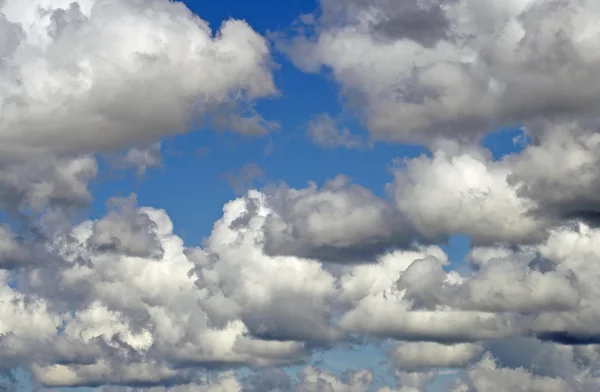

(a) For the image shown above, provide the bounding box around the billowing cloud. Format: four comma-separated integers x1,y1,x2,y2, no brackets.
4,0,600,390
277,0,600,145
259,176,414,262
390,146,545,245
0,182,600,388
0,0,276,160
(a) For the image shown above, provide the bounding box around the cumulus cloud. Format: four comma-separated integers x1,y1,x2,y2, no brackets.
5,0,600,390
0,0,276,160
16,200,314,387
0,155,98,216
86,194,164,258
390,146,546,245
258,176,414,262
452,353,571,392
277,0,600,145
1,180,600,388
508,121,600,225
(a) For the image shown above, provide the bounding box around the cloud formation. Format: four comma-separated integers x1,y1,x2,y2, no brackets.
0,0,276,160
277,0,600,145
0,187,598,389
3,0,600,390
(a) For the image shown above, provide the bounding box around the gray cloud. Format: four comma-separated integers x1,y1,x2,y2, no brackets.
87,194,164,259
260,176,415,263
277,0,600,146
222,164,266,196
307,114,366,150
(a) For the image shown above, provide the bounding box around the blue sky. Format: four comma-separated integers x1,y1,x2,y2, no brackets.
89,0,432,243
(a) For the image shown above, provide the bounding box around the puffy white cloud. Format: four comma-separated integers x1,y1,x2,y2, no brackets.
1,181,600,388
4,194,336,386
0,271,63,341
390,147,545,245
278,0,600,145
337,248,518,343
0,0,277,160
530,223,600,344
5,1,600,390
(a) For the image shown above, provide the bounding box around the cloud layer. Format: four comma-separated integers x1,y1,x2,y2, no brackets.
3,0,600,391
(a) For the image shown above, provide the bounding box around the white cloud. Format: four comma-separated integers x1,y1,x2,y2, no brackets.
391,147,545,245
278,0,600,145
0,181,600,388
389,342,483,371
4,0,600,390
0,0,277,160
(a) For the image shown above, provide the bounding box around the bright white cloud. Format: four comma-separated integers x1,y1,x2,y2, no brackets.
0,0,276,160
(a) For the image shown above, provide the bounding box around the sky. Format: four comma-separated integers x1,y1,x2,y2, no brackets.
2,0,600,391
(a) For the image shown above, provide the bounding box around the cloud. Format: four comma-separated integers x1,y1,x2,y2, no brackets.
277,0,600,145
307,113,366,150
259,176,414,263
508,121,600,225
5,0,600,390
1,181,600,388
117,143,163,177
86,194,165,259
0,225,29,269
0,0,277,160
390,146,546,245
10,194,337,387
453,353,571,392
0,156,98,216
222,164,266,196
389,342,483,371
